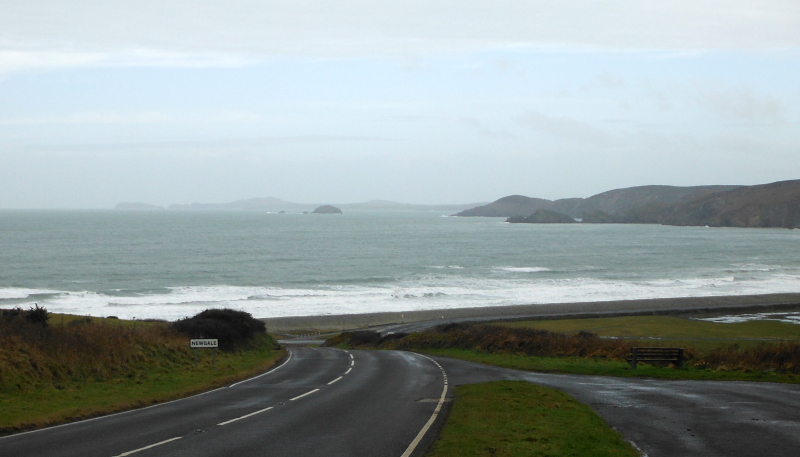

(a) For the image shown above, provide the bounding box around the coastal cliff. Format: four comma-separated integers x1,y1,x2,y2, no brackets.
458,180,800,229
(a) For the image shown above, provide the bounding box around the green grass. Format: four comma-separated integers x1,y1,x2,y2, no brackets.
418,348,800,383
507,315,800,340
427,381,638,457
0,314,286,434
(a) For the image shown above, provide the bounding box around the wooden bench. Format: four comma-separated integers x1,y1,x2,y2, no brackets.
627,347,684,368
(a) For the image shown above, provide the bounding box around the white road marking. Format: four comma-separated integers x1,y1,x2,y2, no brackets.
217,406,274,426
328,376,343,385
229,350,293,387
112,437,182,456
290,388,320,401
2,349,296,442
350,360,354,366
400,354,449,457
345,367,352,374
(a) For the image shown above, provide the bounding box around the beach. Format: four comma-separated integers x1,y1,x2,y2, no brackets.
261,293,800,331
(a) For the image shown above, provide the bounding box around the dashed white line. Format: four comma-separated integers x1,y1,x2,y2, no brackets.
290,388,320,401
112,437,182,457
328,376,343,385
217,406,274,426
345,367,352,374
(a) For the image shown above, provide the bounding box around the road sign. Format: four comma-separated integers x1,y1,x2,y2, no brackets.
190,339,219,348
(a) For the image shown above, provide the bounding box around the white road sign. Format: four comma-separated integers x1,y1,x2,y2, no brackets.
190,339,219,348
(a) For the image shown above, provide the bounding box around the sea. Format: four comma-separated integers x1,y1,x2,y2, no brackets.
1,210,799,321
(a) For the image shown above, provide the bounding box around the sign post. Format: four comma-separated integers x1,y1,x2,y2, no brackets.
190,339,219,367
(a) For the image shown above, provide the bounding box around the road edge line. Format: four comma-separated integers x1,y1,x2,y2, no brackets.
400,353,449,457
0,349,294,440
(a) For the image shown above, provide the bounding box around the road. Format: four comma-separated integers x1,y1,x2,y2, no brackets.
0,347,448,457
5,346,800,457
436,355,800,457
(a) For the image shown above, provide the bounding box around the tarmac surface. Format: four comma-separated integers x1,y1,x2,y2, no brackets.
4,346,800,456
0,347,447,457
436,356,800,457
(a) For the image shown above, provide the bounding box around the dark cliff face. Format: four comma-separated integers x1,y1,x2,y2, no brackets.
661,180,800,228
506,209,576,224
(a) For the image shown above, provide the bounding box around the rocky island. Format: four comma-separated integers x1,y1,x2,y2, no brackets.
312,205,343,214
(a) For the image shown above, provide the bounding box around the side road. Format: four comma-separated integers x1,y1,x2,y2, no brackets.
435,355,800,457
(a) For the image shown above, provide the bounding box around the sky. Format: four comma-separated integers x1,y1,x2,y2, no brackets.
1,1,798,208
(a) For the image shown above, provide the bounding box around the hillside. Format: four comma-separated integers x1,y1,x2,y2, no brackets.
458,180,800,229
662,179,800,228
456,185,741,218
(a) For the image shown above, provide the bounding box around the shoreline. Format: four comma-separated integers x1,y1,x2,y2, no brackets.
260,293,800,331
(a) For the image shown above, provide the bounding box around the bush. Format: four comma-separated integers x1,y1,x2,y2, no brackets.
172,308,266,351
1,304,49,327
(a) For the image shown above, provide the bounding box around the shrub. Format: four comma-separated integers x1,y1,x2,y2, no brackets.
172,308,266,351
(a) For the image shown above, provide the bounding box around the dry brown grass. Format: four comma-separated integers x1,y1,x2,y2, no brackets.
0,318,193,392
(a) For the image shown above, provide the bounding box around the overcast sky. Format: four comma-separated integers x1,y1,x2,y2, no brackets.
1,1,798,208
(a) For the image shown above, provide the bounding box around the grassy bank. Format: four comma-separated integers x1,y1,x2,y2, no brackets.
328,316,800,382
0,311,284,434
427,381,638,457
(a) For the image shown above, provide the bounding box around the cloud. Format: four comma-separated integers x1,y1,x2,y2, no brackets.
0,110,265,125
520,112,619,146
702,87,786,121
0,49,256,74
1,1,798,72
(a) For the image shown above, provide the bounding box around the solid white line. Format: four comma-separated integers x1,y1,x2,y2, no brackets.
229,350,293,387
400,354,449,457
112,436,182,457
328,376,343,385
290,388,320,401
345,367,352,374
217,406,274,426
1,349,295,441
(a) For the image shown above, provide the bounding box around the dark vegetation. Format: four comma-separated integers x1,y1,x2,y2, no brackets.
172,308,267,351
327,323,800,375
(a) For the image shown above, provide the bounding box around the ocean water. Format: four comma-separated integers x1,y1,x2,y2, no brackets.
1,210,799,320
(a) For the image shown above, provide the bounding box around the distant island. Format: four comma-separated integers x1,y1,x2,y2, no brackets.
312,205,342,214
114,202,165,211
116,198,486,213
457,179,800,229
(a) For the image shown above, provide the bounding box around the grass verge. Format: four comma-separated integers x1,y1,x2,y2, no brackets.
427,381,638,457
0,311,285,434
417,348,800,383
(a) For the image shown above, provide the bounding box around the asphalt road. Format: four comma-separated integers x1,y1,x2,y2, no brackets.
435,355,800,457
6,346,800,457
0,347,448,457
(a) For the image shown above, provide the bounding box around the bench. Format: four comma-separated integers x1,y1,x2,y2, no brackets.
627,347,684,368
